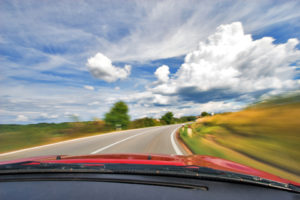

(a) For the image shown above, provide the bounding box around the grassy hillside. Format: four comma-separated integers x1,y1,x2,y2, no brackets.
180,93,300,182
0,120,114,153
0,119,163,154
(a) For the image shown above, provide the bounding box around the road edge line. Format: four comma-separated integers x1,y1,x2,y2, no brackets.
170,126,184,155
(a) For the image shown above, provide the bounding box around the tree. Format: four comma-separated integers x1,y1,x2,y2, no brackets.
179,116,196,122
104,101,130,129
129,117,157,128
161,112,174,124
201,111,210,117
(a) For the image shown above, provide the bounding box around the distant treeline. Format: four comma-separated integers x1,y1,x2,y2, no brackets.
129,115,196,129
103,101,196,129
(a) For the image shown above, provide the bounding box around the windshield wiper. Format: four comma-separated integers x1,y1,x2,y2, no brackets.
0,161,299,193
0,161,112,173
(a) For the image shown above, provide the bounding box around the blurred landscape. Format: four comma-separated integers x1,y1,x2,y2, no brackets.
0,109,194,154
1,93,299,182
180,93,300,182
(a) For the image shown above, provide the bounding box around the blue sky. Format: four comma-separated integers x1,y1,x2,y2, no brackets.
1,0,300,124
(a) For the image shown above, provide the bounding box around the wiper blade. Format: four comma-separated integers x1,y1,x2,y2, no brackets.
0,161,111,173
0,161,299,193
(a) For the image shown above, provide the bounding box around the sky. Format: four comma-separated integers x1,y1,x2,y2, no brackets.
1,0,300,124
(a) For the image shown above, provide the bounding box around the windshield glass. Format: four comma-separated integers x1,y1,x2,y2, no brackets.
0,0,299,184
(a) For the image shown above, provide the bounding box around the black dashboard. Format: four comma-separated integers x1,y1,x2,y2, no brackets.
0,173,299,200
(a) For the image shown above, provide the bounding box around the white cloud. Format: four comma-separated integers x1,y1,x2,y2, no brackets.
40,113,59,119
153,94,172,105
88,101,101,106
16,115,28,122
64,112,71,116
194,101,243,113
151,22,300,102
155,65,170,83
0,82,129,124
87,53,131,82
2,2,300,123
101,1,300,62
84,85,95,91
64,112,79,117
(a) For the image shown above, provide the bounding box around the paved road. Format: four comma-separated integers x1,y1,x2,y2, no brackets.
0,124,187,161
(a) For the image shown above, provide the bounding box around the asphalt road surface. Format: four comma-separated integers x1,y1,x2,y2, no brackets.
0,124,187,161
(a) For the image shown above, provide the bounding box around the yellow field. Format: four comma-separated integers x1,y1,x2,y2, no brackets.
180,96,300,182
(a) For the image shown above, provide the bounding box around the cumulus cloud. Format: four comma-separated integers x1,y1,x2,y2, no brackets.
151,22,300,103
155,65,170,83
153,94,173,105
16,115,28,122
84,85,95,90
40,113,59,119
87,53,131,82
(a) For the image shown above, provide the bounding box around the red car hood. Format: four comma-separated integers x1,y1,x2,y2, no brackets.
0,154,299,186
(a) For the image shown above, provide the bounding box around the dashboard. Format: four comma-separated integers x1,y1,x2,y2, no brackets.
0,173,298,200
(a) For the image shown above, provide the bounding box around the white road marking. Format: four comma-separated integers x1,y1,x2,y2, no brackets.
90,127,164,154
170,126,184,155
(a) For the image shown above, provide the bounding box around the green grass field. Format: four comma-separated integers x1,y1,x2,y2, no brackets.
0,120,114,153
180,94,300,182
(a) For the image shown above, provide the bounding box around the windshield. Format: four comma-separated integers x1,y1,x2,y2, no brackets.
0,0,299,185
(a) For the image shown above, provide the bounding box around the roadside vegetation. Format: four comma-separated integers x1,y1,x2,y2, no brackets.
0,101,195,154
0,120,111,153
180,93,300,182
